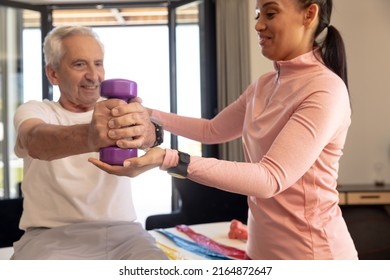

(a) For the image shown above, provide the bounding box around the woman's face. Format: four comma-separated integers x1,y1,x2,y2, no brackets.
255,0,316,61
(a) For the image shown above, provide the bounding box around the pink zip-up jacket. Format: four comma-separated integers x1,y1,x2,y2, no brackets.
153,50,358,259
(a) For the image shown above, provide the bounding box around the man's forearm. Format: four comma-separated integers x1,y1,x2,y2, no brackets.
24,123,93,160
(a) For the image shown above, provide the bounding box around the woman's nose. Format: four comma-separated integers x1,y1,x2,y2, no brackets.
255,18,265,32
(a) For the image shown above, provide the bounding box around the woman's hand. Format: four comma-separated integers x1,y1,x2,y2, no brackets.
88,147,166,177
108,99,157,150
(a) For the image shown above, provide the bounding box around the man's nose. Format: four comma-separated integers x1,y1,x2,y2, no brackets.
85,66,100,82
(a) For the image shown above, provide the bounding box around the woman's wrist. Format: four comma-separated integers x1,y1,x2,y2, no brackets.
160,149,190,179
160,149,179,171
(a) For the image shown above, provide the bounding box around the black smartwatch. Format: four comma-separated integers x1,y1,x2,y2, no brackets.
167,151,190,179
151,121,164,147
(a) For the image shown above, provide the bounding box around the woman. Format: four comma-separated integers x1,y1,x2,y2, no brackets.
90,0,358,260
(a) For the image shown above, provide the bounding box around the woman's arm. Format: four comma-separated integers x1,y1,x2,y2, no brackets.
150,95,247,144
90,86,350,199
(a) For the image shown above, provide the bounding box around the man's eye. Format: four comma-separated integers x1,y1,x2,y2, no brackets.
74,62,85,67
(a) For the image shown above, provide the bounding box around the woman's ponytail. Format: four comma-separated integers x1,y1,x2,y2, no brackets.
300,0,349,90
320,25,349,89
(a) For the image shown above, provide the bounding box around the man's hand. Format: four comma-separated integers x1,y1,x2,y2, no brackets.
88,99,126,151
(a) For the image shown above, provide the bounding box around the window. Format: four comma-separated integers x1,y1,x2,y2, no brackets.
94,25,174,226
0,6,42,198
1,2,208,227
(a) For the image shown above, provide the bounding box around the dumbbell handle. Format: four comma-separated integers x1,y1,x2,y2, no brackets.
99,79,138,165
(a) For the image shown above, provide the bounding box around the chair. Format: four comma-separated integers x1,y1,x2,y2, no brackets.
145,178,248,230
0,197,24,248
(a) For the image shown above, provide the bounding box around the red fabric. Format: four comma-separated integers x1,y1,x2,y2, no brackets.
176,224,246,260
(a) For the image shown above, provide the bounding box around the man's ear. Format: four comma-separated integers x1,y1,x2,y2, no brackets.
304,3,319,27
45,65,59,85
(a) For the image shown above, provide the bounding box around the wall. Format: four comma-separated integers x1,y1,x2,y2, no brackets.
247,0,390,185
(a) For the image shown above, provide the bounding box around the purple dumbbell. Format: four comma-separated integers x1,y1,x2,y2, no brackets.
99,79,138,165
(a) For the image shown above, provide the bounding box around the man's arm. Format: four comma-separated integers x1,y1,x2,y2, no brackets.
15,99,159,161
16,119,111,161
15,100,117,161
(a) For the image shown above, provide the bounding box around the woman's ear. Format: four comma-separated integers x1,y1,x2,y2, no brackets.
304,3,319,27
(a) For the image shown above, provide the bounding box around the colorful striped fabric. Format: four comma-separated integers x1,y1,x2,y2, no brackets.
156,229,232,260
176,224,246,260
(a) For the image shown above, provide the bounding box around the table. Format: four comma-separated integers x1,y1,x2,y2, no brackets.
0,247,13,260
338,184,390,205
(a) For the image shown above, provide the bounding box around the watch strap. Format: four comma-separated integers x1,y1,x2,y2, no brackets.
151,121,164,147
167,151,190,179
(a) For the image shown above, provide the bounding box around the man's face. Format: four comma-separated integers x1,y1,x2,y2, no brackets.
47,34,105,112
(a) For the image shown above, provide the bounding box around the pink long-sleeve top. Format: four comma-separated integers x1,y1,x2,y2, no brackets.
152,50,358,259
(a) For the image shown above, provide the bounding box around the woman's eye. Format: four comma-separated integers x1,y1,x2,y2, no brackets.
254,8,260,20
254,9,276,20
266,12,276,19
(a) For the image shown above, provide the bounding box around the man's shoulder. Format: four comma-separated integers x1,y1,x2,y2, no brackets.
18,99,57,110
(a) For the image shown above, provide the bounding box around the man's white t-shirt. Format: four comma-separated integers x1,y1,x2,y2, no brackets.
14,100,136,230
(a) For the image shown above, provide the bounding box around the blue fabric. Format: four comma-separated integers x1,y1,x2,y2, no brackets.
156,229,232,260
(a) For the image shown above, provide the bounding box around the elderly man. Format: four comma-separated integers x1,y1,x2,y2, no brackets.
12,25,166,260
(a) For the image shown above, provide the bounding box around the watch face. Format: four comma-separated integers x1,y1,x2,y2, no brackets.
179,152,190,164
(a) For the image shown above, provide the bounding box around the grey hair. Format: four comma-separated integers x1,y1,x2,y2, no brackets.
43,25,104,70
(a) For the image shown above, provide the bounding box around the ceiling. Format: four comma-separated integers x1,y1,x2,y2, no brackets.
3,0,196,27
6,0,171,5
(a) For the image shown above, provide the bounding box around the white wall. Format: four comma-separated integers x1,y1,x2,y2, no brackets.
247,0,390,185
